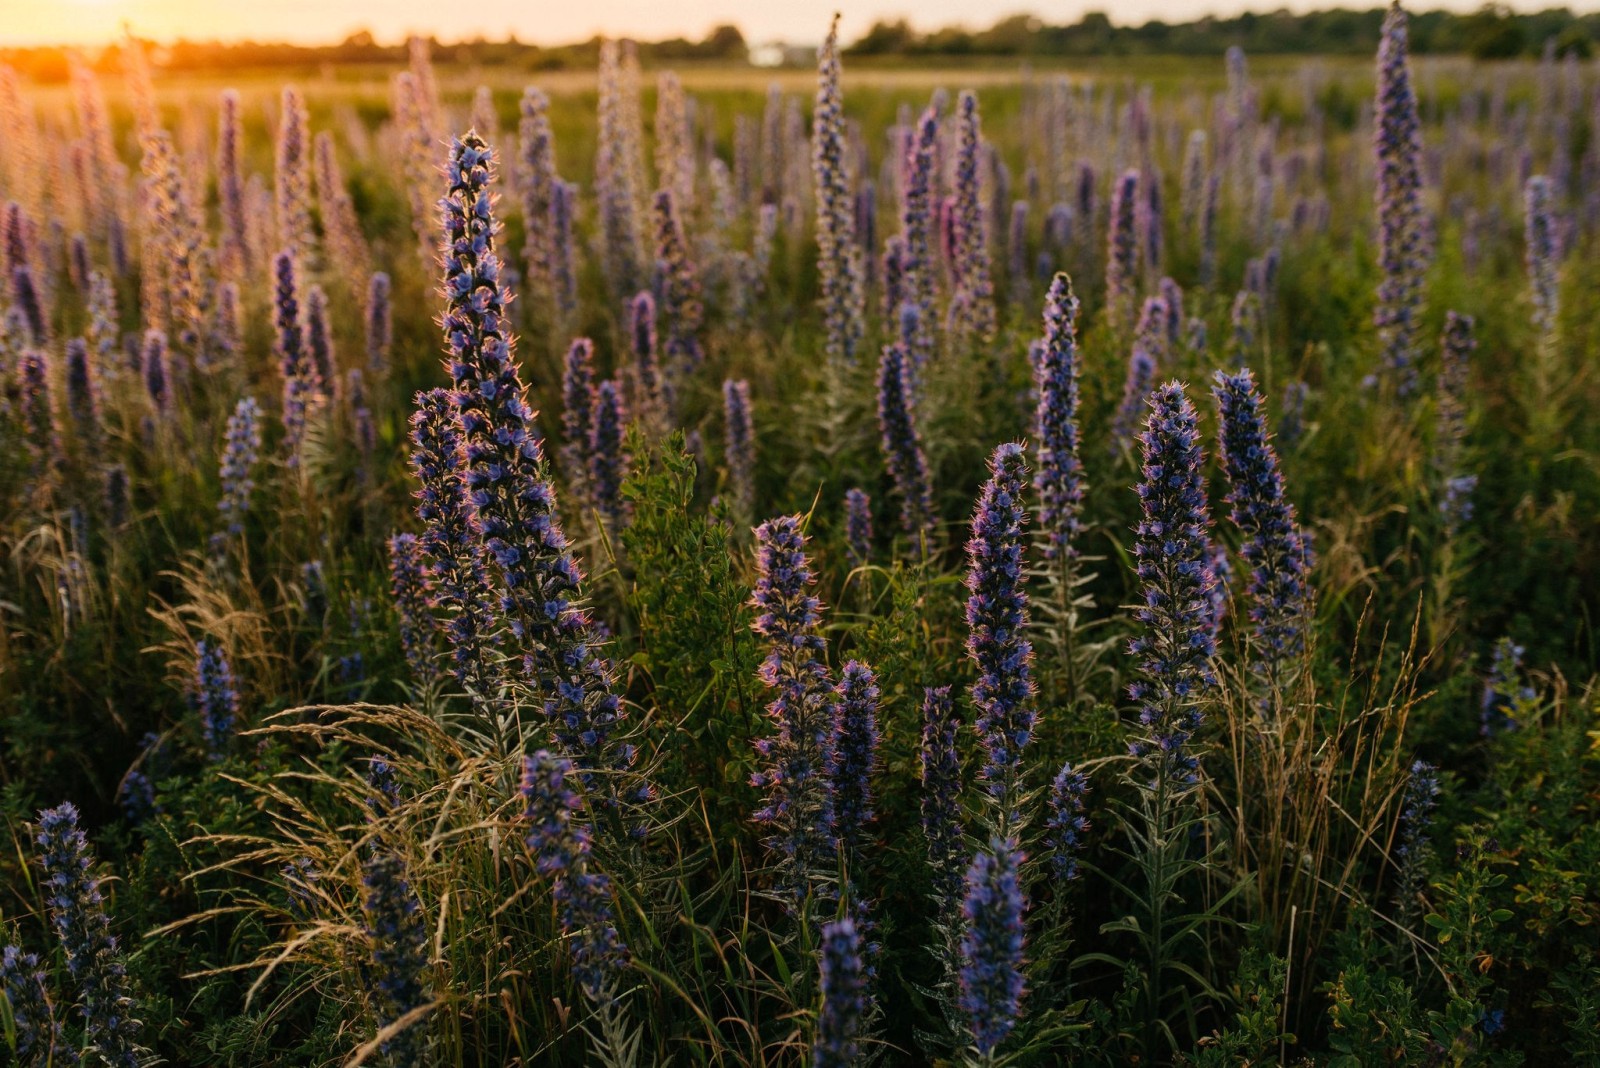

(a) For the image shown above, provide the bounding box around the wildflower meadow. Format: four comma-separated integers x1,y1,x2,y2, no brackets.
1,6,1598,1064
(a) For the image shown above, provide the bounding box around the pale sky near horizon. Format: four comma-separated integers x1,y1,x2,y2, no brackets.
1,0,1587,49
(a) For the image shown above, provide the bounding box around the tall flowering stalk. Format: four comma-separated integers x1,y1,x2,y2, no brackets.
388,533,439,690
1435,312,1477,535
216,397,262,540
750,516,838,910
814,917,868,1068
1481,637,1532,737
218,89,248,273
1129,382,1217,781
194,640,240,759
1034,274,1085,560
1374,1,1429,394
1212,368,1313,701
1106,169,1141,334
273,252,318,464
36,803,143,1067
64,336,100,455
1,943,65,1066
832,660,880,857
522,750,632,1007
1392,759,1439,933
625,291,663,427
900,107,940,366
519,88,558,297
813,15,865,367
653,189,704,369
360,849,433,1065
1523,174,1558,335
844,488,872,568
965,444,1036,839
441,135,644,811
920,686,965,916
958,838,1026,1061
305,284,336,393
18,348,58,480
589,380,628,532
275,86,312,261
876,338,933,539
409,389,501,713
1111,327,1159,456
1116,383,1219,1052
950,91,996,344
560,337,597,494
723,379,756,520
1045,763,1090,881
142,329,171,418
549,180,579,319
596,41,644,294
366,272,392,374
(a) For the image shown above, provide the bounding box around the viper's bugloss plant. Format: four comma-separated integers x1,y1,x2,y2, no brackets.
408,388,501,712
441,134,642,805
653,188,703,369
1524,174,1559,348
876,337,933,539
360,848,432,1066
812,15,865,367
815,916,868,1068
1392,759,1439,932
1481,637,1533,737
832,660,880,856
1374,0,1428,394
750,516,838,909
1045,763,1090,882
193,639,240,759
589,378,628,531
36,803,143,1067
560,337,597,493
387,533,438,690
900,107,940,366
366,272,392,373
1034,273,1085,560
273,251,318,463
965,443,1036,838
0,943,65,1067
1212,367,1313,700
723,378,756,519
950,90,996,344
1129,382,1217,778
1106,169,1141,334
218,396,262,538
522,750,631,1005
920,686,965,915
958,837,1026,1061
1435,312,1477,534
845,488,872,567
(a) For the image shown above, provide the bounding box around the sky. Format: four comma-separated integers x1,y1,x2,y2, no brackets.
0,0,1584,48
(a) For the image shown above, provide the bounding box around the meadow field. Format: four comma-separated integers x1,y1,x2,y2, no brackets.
0,9,1597,1065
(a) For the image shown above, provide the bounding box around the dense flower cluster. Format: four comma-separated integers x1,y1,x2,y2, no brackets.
1106,169,1141,334
959,838,1026,1057
844,488,872,567
36,803,143,1067
388,533,438,689
589,379,628,531
0,943,64,1066
899,107,940,366
964,444,1036,831
949,91,996,343
1524,174,1559,346
723,378,756,518
812,15,865,366
1128,383,1217,781
1044,763,1090,881
522,750,630,1004
814,917,868,1068
218,396,262,537
750,517,838,906
1481,637,1533,737
1212,368,1313,694
876,338,933,537
1033,273,1085,559
194,640,240,758
360,849,432,1063
919,686,965,914
1373,1,1429,393
831,660,880,855
408,388,500,704
1435,312,1477,533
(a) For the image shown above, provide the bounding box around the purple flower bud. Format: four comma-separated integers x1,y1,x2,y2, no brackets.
958,837,1026,1056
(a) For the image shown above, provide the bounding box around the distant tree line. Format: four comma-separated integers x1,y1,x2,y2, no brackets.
0,5,1591,83
847,6,1596,60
